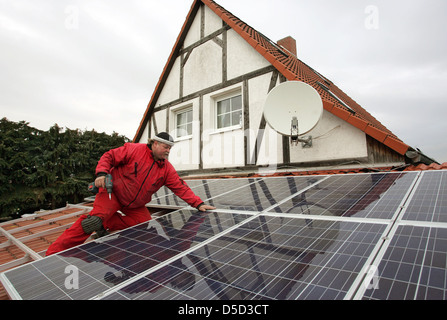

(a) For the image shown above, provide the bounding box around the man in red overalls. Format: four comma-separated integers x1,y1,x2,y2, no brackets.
46,132,215,255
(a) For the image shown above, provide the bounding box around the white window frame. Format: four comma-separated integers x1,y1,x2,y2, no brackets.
173,107,193,140
214,91,243,133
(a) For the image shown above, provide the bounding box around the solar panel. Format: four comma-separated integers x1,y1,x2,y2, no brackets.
362,225,447,300
1,170,446,300
402,171,447,222
101,216,387,300
1,210,254,300
274,172,417,219
150,175,326,211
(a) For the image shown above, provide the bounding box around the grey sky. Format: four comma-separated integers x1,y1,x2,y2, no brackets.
1,0,446,163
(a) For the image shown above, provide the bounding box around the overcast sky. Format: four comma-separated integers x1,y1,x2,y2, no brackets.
1,0,446,163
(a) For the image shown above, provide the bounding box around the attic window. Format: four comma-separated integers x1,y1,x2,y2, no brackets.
317,82,356,114
216,95,242,129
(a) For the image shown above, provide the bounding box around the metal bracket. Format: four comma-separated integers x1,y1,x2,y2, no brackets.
300,136,313,148
290,116,313,148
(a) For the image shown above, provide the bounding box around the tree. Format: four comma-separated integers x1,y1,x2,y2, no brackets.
0,118,129,219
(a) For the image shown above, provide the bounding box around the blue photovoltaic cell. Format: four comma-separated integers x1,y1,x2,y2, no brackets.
150,175,326,212
402,171,447,222
203,176,326,212
273,172,416,219
362,225,447,300
103,215,387,300
2,210,253,300
150,178,224,207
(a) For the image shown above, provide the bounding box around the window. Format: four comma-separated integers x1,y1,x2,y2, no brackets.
216,95,242,129
175,109,193,138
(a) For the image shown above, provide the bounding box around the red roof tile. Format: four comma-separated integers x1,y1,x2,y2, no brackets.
404,162,447,171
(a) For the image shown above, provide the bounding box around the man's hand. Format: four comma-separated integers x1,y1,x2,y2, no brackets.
95,176,106,189
197,204,216,212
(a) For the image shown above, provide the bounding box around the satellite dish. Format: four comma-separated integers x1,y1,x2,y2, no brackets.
263,81,323,146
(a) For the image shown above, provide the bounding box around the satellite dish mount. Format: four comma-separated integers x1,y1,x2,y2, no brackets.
291,116,312,148
263,81,323,148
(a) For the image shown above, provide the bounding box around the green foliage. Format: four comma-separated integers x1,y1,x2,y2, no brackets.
0,117,130,218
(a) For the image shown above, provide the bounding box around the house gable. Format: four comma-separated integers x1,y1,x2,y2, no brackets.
134,0,411,174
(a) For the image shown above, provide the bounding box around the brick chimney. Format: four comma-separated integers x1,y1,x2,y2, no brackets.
277,36,297,56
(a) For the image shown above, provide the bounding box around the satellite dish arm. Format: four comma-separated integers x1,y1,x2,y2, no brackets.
291,117,313,147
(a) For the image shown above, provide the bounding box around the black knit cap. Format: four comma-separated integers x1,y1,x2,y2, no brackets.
153,132,174,146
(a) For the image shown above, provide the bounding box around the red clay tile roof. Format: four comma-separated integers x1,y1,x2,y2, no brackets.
403,161,447,171
134,0,410,156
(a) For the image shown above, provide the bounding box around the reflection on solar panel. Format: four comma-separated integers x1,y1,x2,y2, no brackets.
1,171,446,300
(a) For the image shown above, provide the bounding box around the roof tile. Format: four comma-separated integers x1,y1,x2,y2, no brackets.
329,104,352,121
364,124,389,143
404,162,447,171
322,100,335,112
383,135,409,156
346,115,369,132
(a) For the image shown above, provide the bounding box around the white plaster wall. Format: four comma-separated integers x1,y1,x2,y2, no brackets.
288,111,368,163
227,29,271,79
168,98,201,171
183,40,222,96
156,57,181,106
246,73,283,167
137,122,150,144
201,84,245,169
254,125,284,169
204,5,222,36
152,109,167,136
202,129,245,169
183,9,201,48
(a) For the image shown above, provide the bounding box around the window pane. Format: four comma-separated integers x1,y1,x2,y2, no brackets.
176,127,185,138
216,94,242,129
217,114,230,129
186,110,192,122
176,109,192,137
177,126,186,137
232,110,242,126
177,112,185,125
231,95,242,111
217,99,231,115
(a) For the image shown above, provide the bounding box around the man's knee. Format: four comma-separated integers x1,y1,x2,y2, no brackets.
81,215,104,234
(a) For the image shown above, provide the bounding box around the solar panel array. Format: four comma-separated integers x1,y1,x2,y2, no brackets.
1,170,446,300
